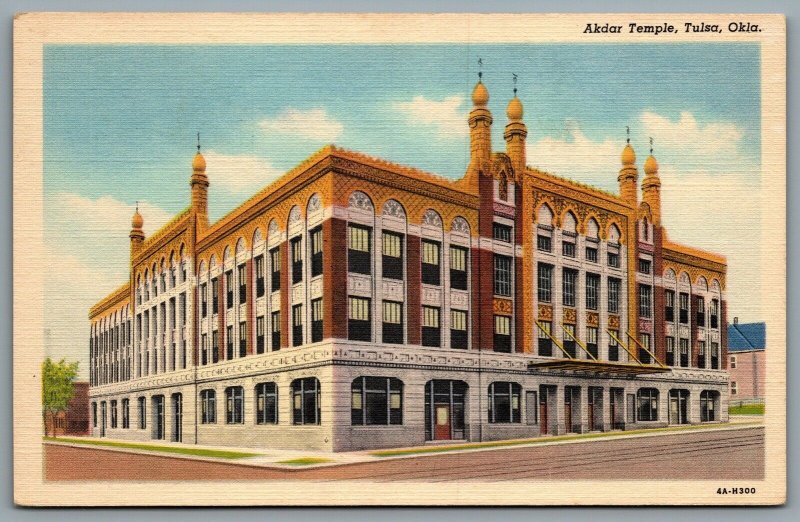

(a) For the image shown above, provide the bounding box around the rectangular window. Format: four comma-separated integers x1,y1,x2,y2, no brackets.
586,326,598,359
538,321,553,356
211,278,219,314
638,333,651,364
562,324,576,358
730,354,737,369
311,298,323,343
608,277,621,314
696,296,706,327
422,306,441,347
291,236,303,284
381,231,403,280
493,223,512,242
562,239,576,258
537,263,553,303
348,224,372,275
292,377,321,425
292,304,303,347
710,299,720,329
637,389,659,422
238,264,247,304
488,382,521,424
607,250,620,268
494,315,512,353
270,247,281,292
347,297,371,342
200,333,208,365
310,227,323,277
200,390,216,424
382,300,403,344
256,316,265,353
449,246,468,290
225,270,233,309
731,382,738,395
179,292,186,326
494,254,512,296
256,382,278,425
638,258,652,274
711,342,720,369
225,387,244,424
679,293,689,324
138,396,146,429
226,325,234,359
211,330,219,363
586,273,600,310
666,336,675,366
122,398,129,429
255,255,265,297
239,321,247,358
537,234,552,252
608,329,620,361
698,340,707,368
421,240,441,286
351,377,403,426
200,283,208,318
110,400,118,429
271,311,281,351
562,268,577,307
680,338,689,367
585,246,598,263
450,309,468,349
665,290,675,322
639,284,652,318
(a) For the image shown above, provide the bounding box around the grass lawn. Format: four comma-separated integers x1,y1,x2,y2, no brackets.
370,421,760,457
276,457,332,466
729,403,765,415
43,436,262,459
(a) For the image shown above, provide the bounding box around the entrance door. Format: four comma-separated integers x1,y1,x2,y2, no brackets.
100,401,106,437
539,386,549,435
434,405,451,440
171,393,182,442
588,391,595,431
564,391,573,433
669,390,689,425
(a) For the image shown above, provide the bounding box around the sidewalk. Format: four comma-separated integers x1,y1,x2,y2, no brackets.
44,418,763,470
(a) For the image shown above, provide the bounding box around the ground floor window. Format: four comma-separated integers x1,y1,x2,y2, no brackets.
137,396,146,429
425,380,468,441
538,321,553,356
292,377,321,425
700,390,720,422
256,382,278,425
110,400,118,428
351,376,403,425
488,381,521,423
122,398,130,429
200,389,216,424
637,388,659,421
92,402,97,427
225,386,244,424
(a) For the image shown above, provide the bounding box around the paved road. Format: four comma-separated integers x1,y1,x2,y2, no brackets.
45,426,764,482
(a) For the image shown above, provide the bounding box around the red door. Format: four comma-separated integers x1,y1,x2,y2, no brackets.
434,405,451,440
540,393,548,435
588,397,595,431
610,400,616,429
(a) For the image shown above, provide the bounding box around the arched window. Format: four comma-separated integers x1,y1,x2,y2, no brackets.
608,224,621,244
488,382,521,423
637,388,659,421
351,377,403,426
255,382,278,425
199,389,216,424
422,209,443,228
291,377,321,425
348,191,374,212
225,386,244,424
537,204,553,227
382,199,406,219
700,390,720,422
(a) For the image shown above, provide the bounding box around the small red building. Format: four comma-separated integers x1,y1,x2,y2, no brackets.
45,382,90,436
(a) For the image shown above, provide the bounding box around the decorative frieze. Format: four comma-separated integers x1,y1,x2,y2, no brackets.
538,304,553,321
421,286,442,305
586,311,599,327
348,273,372,297
450,290,469,308
382,279,404,301
493,298,513,315
563,307,577,324
608,315,620,329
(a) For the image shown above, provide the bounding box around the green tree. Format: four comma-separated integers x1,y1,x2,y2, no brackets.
42,358,79,437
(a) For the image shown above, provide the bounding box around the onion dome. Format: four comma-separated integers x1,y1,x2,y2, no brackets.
131,208,143,230
507,96,523,121
192,151,206,172
472,81,489,107
621,144,636,166
644,154,659,176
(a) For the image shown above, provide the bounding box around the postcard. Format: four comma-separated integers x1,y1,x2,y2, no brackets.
13,12,786,505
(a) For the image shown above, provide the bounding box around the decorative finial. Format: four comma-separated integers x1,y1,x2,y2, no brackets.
478,57,483,80
512,73,518,96
626,126,630,144
649,136,654,154
197,132,201,152
135,200,139,212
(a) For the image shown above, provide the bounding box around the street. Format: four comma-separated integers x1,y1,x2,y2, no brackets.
45,426,764,482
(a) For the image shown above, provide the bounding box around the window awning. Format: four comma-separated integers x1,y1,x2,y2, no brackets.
528,359,672,376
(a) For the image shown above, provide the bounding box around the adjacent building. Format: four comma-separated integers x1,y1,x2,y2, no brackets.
45,382,90,436
727,319,766,403
87,78,729,451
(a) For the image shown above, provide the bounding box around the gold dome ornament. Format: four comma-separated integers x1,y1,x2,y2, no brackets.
192,150,206,172
131,206,143,229
621,144,636,166
644,154,659,175
472,81,489,107
507,96,523,121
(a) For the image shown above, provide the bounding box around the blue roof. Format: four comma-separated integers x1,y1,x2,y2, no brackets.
727,322,766,351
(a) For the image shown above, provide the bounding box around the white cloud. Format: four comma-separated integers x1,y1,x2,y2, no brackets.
258,108,343,142
640,111,744,157
393,95,469,139
203,150,283,194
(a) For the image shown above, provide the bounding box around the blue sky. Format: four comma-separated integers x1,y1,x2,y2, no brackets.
42,44,762,374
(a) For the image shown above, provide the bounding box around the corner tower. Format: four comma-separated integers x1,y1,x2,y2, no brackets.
642,141,662,226
129,205,144,259
462,70,493,193
618,130,639,206
191,135,209,231
504,81,527,176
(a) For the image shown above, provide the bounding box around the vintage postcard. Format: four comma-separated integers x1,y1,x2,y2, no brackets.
13,13,786,505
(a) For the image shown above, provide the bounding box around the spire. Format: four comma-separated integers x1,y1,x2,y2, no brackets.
618,127,638,206
642,137,662,225
190,134,209,230
504,73,526,176
130,201,145,258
